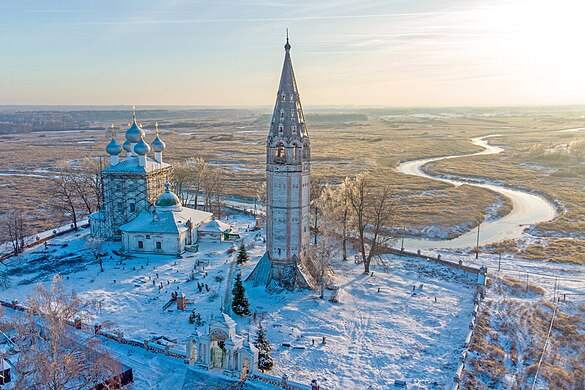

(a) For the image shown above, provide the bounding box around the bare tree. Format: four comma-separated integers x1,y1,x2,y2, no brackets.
210,168,226,219
320,179,352,261
85,235,105,272
202,166,225,218
0,210,30,255
50,163,81,230
308,234,336,299
346,172,395,274
310,174,326,245
171,157,207,208
3,275,122,390
77,158,104,212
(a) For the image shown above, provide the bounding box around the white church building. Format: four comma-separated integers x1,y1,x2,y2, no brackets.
90,110,230,256
119,182,212,255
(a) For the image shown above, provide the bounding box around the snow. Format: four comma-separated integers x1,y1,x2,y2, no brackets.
0,211,484,389
239,256,476,389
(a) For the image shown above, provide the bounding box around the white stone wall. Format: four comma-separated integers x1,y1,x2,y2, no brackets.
266,162,310,263
122,231,186,255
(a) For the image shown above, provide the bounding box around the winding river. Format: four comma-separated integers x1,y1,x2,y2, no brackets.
397,136,557,250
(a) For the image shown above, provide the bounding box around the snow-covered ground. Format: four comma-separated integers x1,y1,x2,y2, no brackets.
1,212,482,389
240,256,477,389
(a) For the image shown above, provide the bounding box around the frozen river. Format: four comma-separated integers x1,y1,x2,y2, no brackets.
397,136,557,250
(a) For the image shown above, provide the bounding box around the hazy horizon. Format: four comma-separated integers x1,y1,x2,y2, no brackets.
2,0,584,107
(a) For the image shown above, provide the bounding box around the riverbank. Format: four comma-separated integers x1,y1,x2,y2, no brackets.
396,136,557,250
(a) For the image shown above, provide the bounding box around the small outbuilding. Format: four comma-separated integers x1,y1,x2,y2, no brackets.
187,312,258,379
198,219,233,241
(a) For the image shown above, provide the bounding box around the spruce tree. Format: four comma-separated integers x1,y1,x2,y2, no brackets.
231,272,250,316
254,322,274,371
237,243,249,265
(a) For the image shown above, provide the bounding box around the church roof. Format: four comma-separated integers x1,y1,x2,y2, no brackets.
105,137,122,155
102,155,170,173
156,182,181,210
268,37,308,141
125,108,143,143
199,218,232,233
119,207,212,234
151,122,166,152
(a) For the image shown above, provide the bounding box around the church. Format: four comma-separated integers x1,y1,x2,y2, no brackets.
91,37,314,288
247,36,313,290
89,111,215,256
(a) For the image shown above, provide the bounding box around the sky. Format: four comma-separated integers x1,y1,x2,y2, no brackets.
1,0,584,107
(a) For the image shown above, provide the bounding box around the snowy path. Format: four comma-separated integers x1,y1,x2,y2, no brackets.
223,248,238,314
397,136,557,250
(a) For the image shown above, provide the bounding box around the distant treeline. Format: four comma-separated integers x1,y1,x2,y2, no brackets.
0,109,260,134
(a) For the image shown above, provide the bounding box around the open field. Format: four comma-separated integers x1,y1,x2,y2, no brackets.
0,107,545,237
462,277,585,389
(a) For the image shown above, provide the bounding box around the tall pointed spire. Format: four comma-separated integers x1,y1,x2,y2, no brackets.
285,28,291,51
268,32,307,140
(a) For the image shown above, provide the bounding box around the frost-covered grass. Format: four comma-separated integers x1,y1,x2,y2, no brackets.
1,110,518,235
462,274,585,389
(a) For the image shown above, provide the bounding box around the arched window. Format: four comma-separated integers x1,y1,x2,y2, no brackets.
275,144,286,162
293,144,298,161
278,125,283,134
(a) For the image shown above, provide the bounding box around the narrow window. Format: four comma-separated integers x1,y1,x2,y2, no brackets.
138,241,144,249
276,145,286,159
156,241,162,250
129,203,136,212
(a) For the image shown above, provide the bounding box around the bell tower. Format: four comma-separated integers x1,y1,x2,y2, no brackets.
248,35,312,290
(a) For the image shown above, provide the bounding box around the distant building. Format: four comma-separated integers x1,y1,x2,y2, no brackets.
247,37,313,290
90,110,171,240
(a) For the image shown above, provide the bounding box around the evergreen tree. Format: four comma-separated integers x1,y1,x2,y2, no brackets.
254,322,274,371
236,243,249,265
231,273,250,316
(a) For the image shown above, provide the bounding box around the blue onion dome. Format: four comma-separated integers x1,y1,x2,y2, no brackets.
106,137,122,155
134,137,151,155
126,120,142,143
152,135,165,152
152,135,166,152
122,139,132,152
152,122,165,152
156,182,181,210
